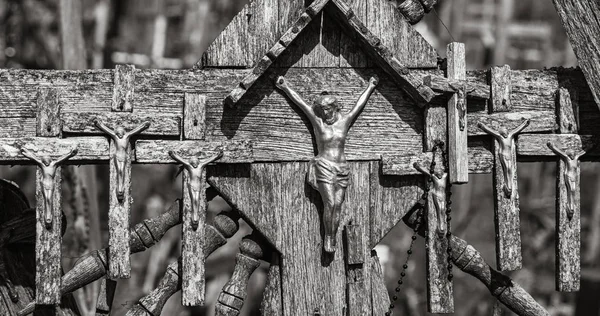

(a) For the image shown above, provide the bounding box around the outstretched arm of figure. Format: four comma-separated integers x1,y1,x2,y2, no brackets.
275,76,317,125
547,142,569,161
413,162,432,178
168,151,189,167
21,148,43,166
345,76,378,125
126,121,151,138
199,151,223,167
54,148,78,165
94,120,117,139
507,119,530,139
477,122,503,140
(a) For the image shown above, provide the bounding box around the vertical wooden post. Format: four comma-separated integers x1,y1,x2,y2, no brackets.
345,224,366,316
446,42,468,184
34,88,63,304
95,278,116,315
181,93,207,306
555,88,581,292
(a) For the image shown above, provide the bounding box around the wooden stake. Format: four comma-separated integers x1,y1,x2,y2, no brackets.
446,42,468,184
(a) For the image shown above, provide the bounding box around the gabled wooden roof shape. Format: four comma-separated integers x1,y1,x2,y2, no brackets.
553,0,600,111
223,0,437,107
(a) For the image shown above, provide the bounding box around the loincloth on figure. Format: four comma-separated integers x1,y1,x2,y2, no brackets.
307,156,350,190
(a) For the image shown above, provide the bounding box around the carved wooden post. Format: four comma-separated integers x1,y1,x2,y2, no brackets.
479,91,529,274
125,210,241,316
216,232,265,316
446,42,468,184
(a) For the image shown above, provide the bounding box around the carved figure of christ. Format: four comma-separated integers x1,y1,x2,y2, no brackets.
478,119,530,198
21,147,78,228
547,142,586,220
275,75,378,253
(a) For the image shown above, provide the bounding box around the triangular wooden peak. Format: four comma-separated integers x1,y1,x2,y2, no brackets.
223,0,436,107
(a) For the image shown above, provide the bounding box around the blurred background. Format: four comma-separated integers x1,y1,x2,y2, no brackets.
0,0,595,315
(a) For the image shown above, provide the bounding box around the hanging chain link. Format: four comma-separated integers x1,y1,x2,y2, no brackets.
385,141,453,315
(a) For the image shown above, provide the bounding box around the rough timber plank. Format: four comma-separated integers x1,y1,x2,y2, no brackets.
446,42,468,183
135,140,253,163
418,0,438,12
36,88,62,137
492,137,522,271
552,0,600,111
200,4,251,67
107,140,132,279
62,112,180,136
181,169,206,306
35,168,62,304
369,161,423,248
112,64,135,112
0,137,108,163
339,0,369,68
183,93,206,140
490,65,512,112
366,0,437,68
424,104,446,151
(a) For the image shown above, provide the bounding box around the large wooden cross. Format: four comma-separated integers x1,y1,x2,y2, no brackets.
2,0,600,315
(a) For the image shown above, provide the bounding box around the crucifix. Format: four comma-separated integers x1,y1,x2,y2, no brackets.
94,120,150,279
275,75,378,253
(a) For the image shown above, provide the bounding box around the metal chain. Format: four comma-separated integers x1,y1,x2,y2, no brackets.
385,141,453,315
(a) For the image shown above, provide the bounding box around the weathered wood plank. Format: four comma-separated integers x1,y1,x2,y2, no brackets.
366,0,437,67
107,140,132,279
181,169,205,306
248,0,279,65
0,137,108,163
200,4,250,67
447,42,468,183
339,0,369,67
260,254,283,316
424,74,491,100
552,0,600,111
418,0,438,12
62,112,180,136
557,87,579,133
35,169,62,304
183,93,206,140
112,64,135,112
36,88,62,137
424,105,446,151
370,251,391,316
135,140,253,163
517,134,595,157
490,65,513,112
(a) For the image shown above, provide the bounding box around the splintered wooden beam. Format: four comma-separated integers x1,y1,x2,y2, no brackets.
480,120,529,271
215,232,265,315
446,42,468,184
135,140,253,163
223,0,328,107
112,64,135,112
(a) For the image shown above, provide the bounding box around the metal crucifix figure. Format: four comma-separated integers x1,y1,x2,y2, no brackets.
94,120,150,202
275,75,378,253
478,119,530,198
169,151,223,230
414,162,448,236
21,147,78,228
547,142,586,220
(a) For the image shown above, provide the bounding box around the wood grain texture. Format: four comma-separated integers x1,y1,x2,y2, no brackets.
36,88,62,137
403,209,550,316
370,251,391,316
112,64,135,112
248,0,279,65
556,157,581,291
0,137,108,163
181,169,205,306
490,65,512,112
418,0,438,12
260,254,283,316
62,112,180,136
424,104,446,151
396,0,425,24
517,134,596,157
557,87,578,133
424,74,491,99
446,42,468,183
35,168,62,304
492,139,522,271
183,93,206,140
95,278,116,315
366,0,437,68
107,140,132,279
129,261,180,316
552,0,600,111
135,140,253,163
